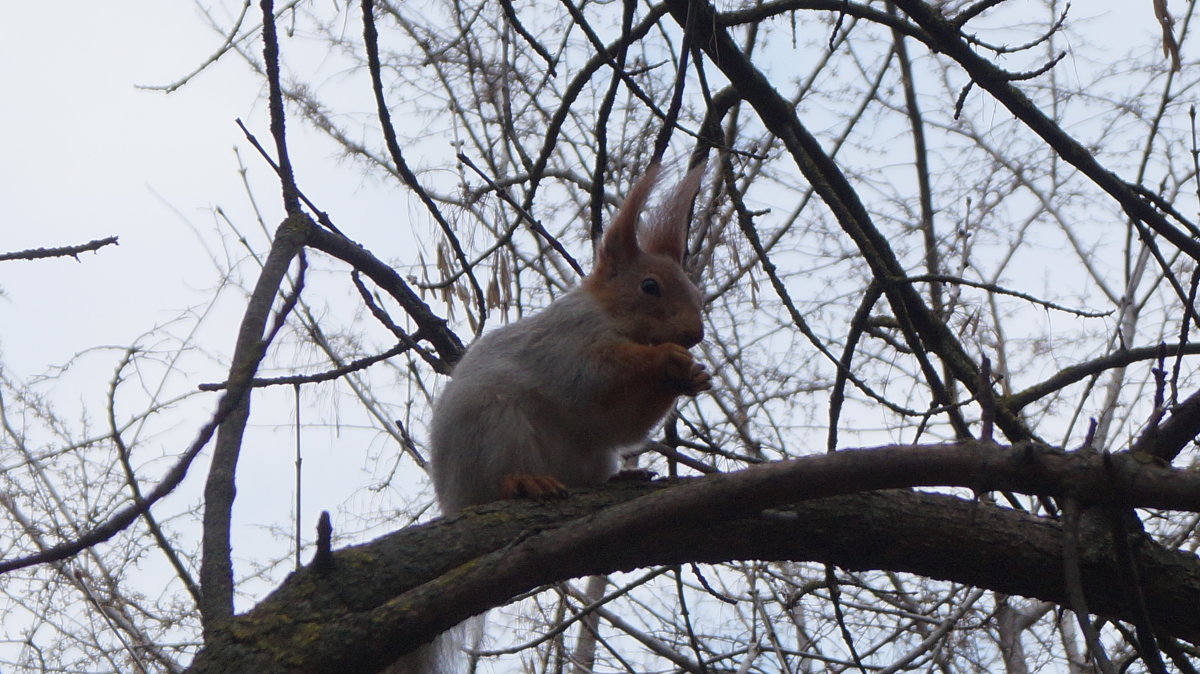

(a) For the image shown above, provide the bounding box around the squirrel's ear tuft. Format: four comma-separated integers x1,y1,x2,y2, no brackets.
595,163,662,274
640,161,706,263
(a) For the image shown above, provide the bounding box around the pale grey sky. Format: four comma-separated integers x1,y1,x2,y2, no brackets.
0,5,423,639
0,0,1181,666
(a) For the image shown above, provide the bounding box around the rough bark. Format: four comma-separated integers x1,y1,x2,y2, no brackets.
187,443,1200,672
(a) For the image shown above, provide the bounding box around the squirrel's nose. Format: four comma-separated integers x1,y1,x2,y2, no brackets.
680,325,704,348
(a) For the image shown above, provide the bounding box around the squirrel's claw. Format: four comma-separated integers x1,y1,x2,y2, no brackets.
662,343,712,396
688,362,712,395
500,473,569,500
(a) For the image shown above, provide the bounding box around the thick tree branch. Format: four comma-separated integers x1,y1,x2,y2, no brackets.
199,214,310,633
1130,385,1200,462
188,442,1200,671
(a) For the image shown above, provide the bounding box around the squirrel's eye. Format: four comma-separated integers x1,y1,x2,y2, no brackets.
640,278,661,297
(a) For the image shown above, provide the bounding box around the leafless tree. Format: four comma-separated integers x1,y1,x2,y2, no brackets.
6,0,1200,672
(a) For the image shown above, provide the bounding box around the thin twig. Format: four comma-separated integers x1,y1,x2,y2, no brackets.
0,236,119,262
458,153,583,276
826,565,869,674
259,0,300,215
497,0,557,75
1061,498,1117,674
893,274,1110,317
106,349,202,604
136,0,255,93
361,0,487,329
0,361,252,576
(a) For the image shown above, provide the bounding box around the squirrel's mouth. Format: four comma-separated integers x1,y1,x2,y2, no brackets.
636,325,703,349
642,336,703,349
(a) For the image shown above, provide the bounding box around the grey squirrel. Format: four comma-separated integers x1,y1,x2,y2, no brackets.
430,162,712,514
391,163,711,673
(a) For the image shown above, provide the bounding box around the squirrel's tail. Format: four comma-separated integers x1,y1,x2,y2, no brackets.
381,634,451,674
381,617,482,673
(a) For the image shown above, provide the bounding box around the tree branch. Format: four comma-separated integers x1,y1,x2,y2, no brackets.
0,236,119,262
187,442,1200,671
199,214,310,633
889,0,1200,262
303,221,464,366
667,0,1030,443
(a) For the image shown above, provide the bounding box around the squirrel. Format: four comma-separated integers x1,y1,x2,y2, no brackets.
388,163,711,674
429,161,712,515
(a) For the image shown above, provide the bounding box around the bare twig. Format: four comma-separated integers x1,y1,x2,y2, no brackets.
497,0,557,75
106,349,202,604
1007,342,1200,412
457,153,583,276
588,0,637,242
890,0,1200,263
893,274,1111,317
197,342,418,391
827,564,869,674
361,0,487,329
258,0,300,215
1060,499,1117,674
136,0,255,93
0,236,119,262
0,364,251,576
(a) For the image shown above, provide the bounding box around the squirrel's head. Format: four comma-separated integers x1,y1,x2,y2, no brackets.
585,162,706,348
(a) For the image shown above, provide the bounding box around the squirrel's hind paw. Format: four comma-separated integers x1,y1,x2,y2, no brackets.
500,473,569,500
609,468,657,483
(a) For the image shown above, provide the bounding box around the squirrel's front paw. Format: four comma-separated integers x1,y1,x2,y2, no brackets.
662,343,712,396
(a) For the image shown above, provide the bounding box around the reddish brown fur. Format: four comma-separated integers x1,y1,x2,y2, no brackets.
586,340,711,441
581,163,709,437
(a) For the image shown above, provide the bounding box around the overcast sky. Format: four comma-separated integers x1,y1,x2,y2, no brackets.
2,4,257,369
0,0,1179,658
0,0,1173,515
0,4,420,629
0,1,1168,377
0,2,404,373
